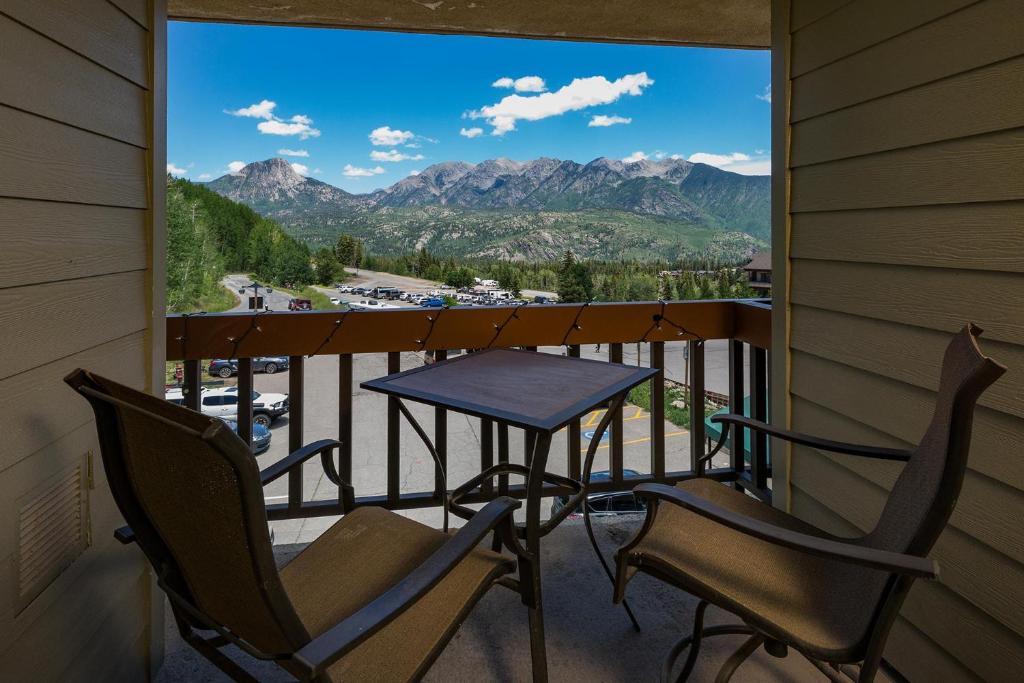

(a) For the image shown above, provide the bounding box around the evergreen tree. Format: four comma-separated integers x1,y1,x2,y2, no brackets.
313,247,342,286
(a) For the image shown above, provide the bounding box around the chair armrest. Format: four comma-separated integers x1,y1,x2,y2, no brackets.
633,483,937,579
260,439,341,486
711,414,911,462
291,496,520,679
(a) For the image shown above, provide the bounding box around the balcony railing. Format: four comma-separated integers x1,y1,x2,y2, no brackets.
165,299,772,521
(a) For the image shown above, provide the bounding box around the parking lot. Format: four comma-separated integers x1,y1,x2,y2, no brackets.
222,345,738,544
208,272,748,543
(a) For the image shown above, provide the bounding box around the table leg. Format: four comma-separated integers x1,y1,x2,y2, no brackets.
393,398,450,531
522,429,552,683
582,393,642,631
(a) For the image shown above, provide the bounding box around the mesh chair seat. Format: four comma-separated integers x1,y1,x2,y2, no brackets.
625,478,889,660
281,506,516,682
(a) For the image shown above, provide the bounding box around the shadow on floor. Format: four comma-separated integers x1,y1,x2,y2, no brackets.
157,516,836,682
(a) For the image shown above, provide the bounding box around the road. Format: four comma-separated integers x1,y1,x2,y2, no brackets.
212,272,746,544
248,351,730,545
222,274,294,312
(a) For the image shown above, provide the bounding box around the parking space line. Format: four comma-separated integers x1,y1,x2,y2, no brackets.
583,405,646,427
583,429,687,452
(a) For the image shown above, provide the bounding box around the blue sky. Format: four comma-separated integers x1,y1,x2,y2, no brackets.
168,22,771,192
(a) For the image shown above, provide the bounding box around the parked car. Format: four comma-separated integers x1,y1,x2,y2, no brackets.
550,470,647,519
288,298,312,311
221,418,272,454
420,297,445,308
207,357,289,378
350,299,397,310
197,386,289,427
337,285,353,293
164,387,192,406
329,297,341,305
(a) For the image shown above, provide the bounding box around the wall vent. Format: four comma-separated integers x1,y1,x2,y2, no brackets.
16,463,89,612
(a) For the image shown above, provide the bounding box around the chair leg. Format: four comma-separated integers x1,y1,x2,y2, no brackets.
713,634,765,683
665,599,707,682
662,600,757,683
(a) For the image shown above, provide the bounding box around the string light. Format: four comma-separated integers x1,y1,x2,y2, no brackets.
227,310,269,359
176,311,206,359
309,312,350,358
639,301,705,343
415,306,447,351
560,302,590,346
485,305,524,349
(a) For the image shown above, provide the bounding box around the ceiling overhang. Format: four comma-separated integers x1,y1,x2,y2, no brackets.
167,1,770,49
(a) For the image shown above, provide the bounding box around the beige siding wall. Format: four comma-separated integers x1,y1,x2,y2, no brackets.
0,1,163,680
781,1,1024,680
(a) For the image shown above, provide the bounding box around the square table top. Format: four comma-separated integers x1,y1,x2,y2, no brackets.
361,348,659,432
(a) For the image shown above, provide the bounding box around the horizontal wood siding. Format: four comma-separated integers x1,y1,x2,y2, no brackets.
0,0,155,680
784,0,1024,679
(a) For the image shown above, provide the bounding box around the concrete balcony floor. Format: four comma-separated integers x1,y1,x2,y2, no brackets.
157,516,855,682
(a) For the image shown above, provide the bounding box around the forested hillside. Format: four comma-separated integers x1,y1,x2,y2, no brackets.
166,176,314,312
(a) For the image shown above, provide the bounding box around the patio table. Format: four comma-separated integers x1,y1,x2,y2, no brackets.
362,347,658,681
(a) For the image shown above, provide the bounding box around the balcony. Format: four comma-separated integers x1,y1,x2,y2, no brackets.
157,299,804,680
165,299,773,519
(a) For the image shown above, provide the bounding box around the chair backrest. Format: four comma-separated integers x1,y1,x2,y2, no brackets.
864,324,1006,556
65,369,309,655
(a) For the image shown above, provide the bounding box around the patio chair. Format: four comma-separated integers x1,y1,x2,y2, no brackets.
613,324,1005,682
65,369,522,682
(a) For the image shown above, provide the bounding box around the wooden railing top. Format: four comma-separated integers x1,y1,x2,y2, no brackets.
166,299,771,360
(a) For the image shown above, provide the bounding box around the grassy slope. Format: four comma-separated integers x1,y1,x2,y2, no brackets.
284,207,764,262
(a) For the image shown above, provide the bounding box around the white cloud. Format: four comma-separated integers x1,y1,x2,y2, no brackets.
258,119,321,139
343,164,386,177
370,149,425,162
589,114,632,127
409,169,421,176
492,76,547,92
166,162,187,176
688,151,770,176
369,126,415,146
513,76,546,92
227,161,246,174
757,85,771,103
313,168,322,174
688,152,751,166
291,163,310,176
622,151,648,163
227,100,320,138
460,127,484,138
278,148,309,157
727,160,772,175
669,154,684,160
469,72,654,135
225,99,276,119
198,173,212,180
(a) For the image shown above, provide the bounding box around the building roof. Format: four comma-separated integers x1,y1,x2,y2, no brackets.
743,250,772,271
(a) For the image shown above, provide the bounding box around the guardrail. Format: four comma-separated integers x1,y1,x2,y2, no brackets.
166,299,772,520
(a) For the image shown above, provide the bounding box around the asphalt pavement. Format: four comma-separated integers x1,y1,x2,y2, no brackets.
212,272,745,544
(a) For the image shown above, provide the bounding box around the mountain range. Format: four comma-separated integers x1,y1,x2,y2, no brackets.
206,156,770,261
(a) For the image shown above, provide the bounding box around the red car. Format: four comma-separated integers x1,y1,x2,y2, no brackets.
288,298,312,311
